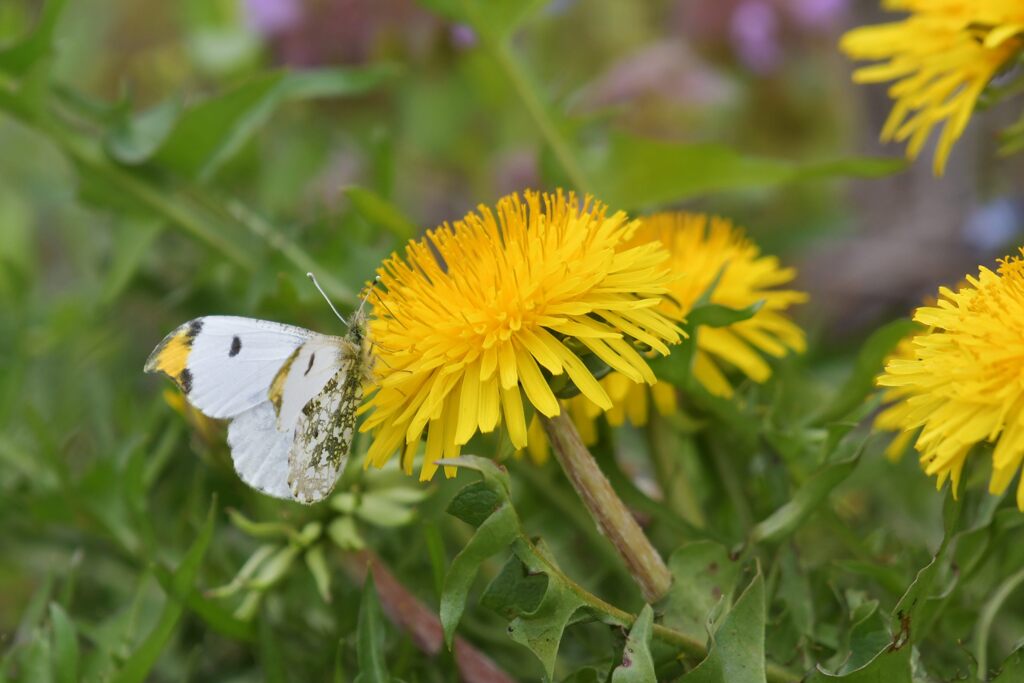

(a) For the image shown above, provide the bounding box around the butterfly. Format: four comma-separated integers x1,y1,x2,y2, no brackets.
144,274,375,504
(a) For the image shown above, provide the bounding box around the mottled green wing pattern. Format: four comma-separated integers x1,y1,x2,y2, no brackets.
287,354,364,504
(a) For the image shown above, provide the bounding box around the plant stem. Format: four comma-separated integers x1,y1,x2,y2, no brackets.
540,412,671,603
461,4,593,193
973,564,1024,678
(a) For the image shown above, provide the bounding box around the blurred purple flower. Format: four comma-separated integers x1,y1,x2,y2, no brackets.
450,24,478,49
788,0,848,31
244,0,303,36
730,0,781,75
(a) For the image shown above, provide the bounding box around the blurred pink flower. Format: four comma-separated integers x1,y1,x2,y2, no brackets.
243,0,303,36
788,0,848,31
730,0,781,74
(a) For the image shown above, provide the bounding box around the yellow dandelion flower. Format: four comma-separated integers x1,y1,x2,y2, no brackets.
360,191,682,480
526,212,807,454
873,334,922,462
877,249,1024,508
840,0,1024,175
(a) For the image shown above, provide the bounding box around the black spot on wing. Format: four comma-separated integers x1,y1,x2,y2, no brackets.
186,319,203,342
180,368,193,394
304,352,316,376
229,335,242,357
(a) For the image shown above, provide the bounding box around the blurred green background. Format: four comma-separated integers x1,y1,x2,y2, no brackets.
3,1,1024,681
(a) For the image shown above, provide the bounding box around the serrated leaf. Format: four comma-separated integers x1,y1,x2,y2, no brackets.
481,556,548,620
0,0,66,77
611,605,655,683
682,567,766,683
436,454,511,494
440,501,518,647
47,603,78,683
805,647,911,683
811,318,917,426
659,542,741,642
586,133,905,210
344,186,417,242
108,65,399,179
111,499,216,683
354,574,390,683
749,436,864,545
505,553,589,681
446,481,503,527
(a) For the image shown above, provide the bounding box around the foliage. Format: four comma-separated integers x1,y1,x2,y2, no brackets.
2,1,1024,682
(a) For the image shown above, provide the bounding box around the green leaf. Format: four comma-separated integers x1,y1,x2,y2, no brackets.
258,614,288,683
111,498,216,683
305,545,333,603
344,186,417,242
611,605,655,683
480,555,548,620
686,301,763,330
887,492,962,649
505,540,590,681
805,647,911,683
811,318,917,426
446,481,503,527
47,604,78,683
749,436,865,545
587,132,906,210
108,65,400,179
21,632,53,683
151,564,256,641
440,501,518,647
994,648,1024,682
436,455,511,495
354,573,391,683
682,566,766,683
659,542,741,642
0,0,66,77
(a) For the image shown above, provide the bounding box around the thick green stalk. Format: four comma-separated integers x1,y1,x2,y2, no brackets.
540,412,672,603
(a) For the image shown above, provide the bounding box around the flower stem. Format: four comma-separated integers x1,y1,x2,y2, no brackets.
540,412,672,603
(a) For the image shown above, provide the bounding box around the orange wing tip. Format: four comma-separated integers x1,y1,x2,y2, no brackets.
144,319,205,393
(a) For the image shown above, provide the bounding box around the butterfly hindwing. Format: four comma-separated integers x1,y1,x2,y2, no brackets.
288,360,363,503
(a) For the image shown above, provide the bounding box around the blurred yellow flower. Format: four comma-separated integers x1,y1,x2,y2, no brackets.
840,1,1024,175
527,212,807,456
361,191,682,480
877,250,1024,508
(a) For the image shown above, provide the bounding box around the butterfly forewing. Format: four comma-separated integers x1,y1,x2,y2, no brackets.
145,314,370,504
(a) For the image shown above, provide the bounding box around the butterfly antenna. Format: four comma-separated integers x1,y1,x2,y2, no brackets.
356,275,380,316
307,272,349,327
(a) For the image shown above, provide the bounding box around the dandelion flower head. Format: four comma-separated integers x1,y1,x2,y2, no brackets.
526,212,807,457
877,249,1024,508
361,191,682,480
840,0,1024,175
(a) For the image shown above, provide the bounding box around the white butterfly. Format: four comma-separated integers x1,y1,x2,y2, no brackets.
144,275,374,504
